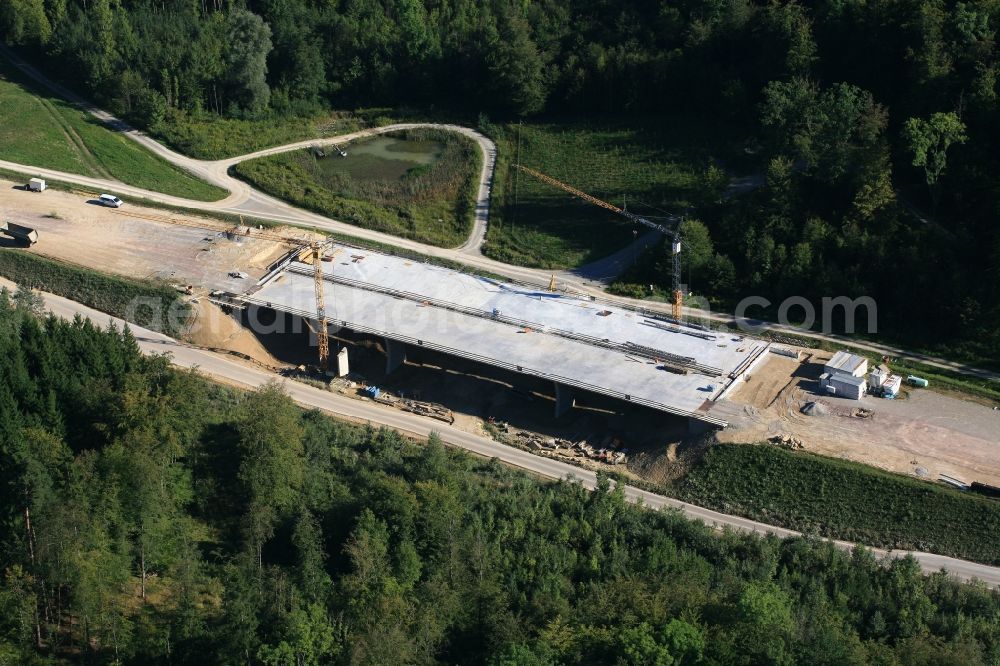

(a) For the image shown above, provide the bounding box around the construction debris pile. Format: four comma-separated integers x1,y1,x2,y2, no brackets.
768,434,805,450
799,400,874,420
396,398,454,424
800,401,829,417
363,385,455,424
487,420,628,466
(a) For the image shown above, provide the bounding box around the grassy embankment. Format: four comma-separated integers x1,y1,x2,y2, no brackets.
482,118,742,269
233,128,480,247
0,60,226,201
671,443,1000,565
0,251,188,336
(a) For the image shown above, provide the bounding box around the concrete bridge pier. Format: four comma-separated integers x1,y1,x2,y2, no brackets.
688,417,716,435
384,337,407,374
554,382,575,418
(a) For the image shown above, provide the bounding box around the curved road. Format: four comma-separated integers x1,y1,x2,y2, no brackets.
6,276,995,589
1,43,496,253
2,44,997,383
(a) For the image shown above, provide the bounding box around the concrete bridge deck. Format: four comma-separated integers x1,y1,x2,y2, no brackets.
240,245,769,426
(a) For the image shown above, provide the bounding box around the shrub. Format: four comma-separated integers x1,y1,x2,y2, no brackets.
0,251,188,336
678,443,1000,564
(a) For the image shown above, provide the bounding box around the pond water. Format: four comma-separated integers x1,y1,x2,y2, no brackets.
313,136,444,182
353,136,443,164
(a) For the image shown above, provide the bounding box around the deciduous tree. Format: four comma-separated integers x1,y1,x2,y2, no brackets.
903,111,968,204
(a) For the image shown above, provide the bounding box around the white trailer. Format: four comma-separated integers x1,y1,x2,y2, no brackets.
820,371,866,400
27,178,46,192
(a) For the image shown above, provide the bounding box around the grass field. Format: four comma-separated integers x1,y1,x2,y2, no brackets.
482,118,741,269
0,60,226,201
234,128,480,247
152,107,395,160
675,443,1000,565
0,251,188,336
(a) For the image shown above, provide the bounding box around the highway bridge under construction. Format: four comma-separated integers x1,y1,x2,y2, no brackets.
237,243,770,428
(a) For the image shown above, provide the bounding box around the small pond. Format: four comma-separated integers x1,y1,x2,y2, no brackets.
313,136,444,182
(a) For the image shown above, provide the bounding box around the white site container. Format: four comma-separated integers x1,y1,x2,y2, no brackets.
336,347,350,377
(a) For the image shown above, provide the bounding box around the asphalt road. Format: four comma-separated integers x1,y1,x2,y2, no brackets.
2,43,997,384
6,277,997,588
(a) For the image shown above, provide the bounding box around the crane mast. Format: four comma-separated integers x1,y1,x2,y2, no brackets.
515,165,685,321
232,220,331,369
312,242,330,371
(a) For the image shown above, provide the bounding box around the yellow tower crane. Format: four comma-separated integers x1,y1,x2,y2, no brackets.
515,165,685,321
232,220,331,369
311,241,330,371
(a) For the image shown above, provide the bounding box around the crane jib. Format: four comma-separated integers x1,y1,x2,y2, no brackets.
514,164,686,321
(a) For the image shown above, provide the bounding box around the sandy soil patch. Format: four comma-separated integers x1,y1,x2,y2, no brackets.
183,299,282,368
0,179,293,292
718,350,1000,486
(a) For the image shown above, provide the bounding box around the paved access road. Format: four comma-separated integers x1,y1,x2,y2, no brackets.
6,277,996,589
0,44,496,254
2,43,997,383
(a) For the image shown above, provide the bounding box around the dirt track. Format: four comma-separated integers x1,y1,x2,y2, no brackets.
0,178,290,292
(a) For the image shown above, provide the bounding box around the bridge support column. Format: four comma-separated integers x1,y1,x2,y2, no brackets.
384,337,406,374
553,382,575,418
687,418,715,435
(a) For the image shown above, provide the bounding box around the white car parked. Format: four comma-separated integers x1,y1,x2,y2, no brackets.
98,194,123,208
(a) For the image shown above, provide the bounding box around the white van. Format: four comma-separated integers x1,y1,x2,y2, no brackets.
99,194,123,208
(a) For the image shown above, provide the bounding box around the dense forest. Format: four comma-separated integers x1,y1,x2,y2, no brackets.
3,0,1000,359
12,0,986,120
2,289,1000,664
